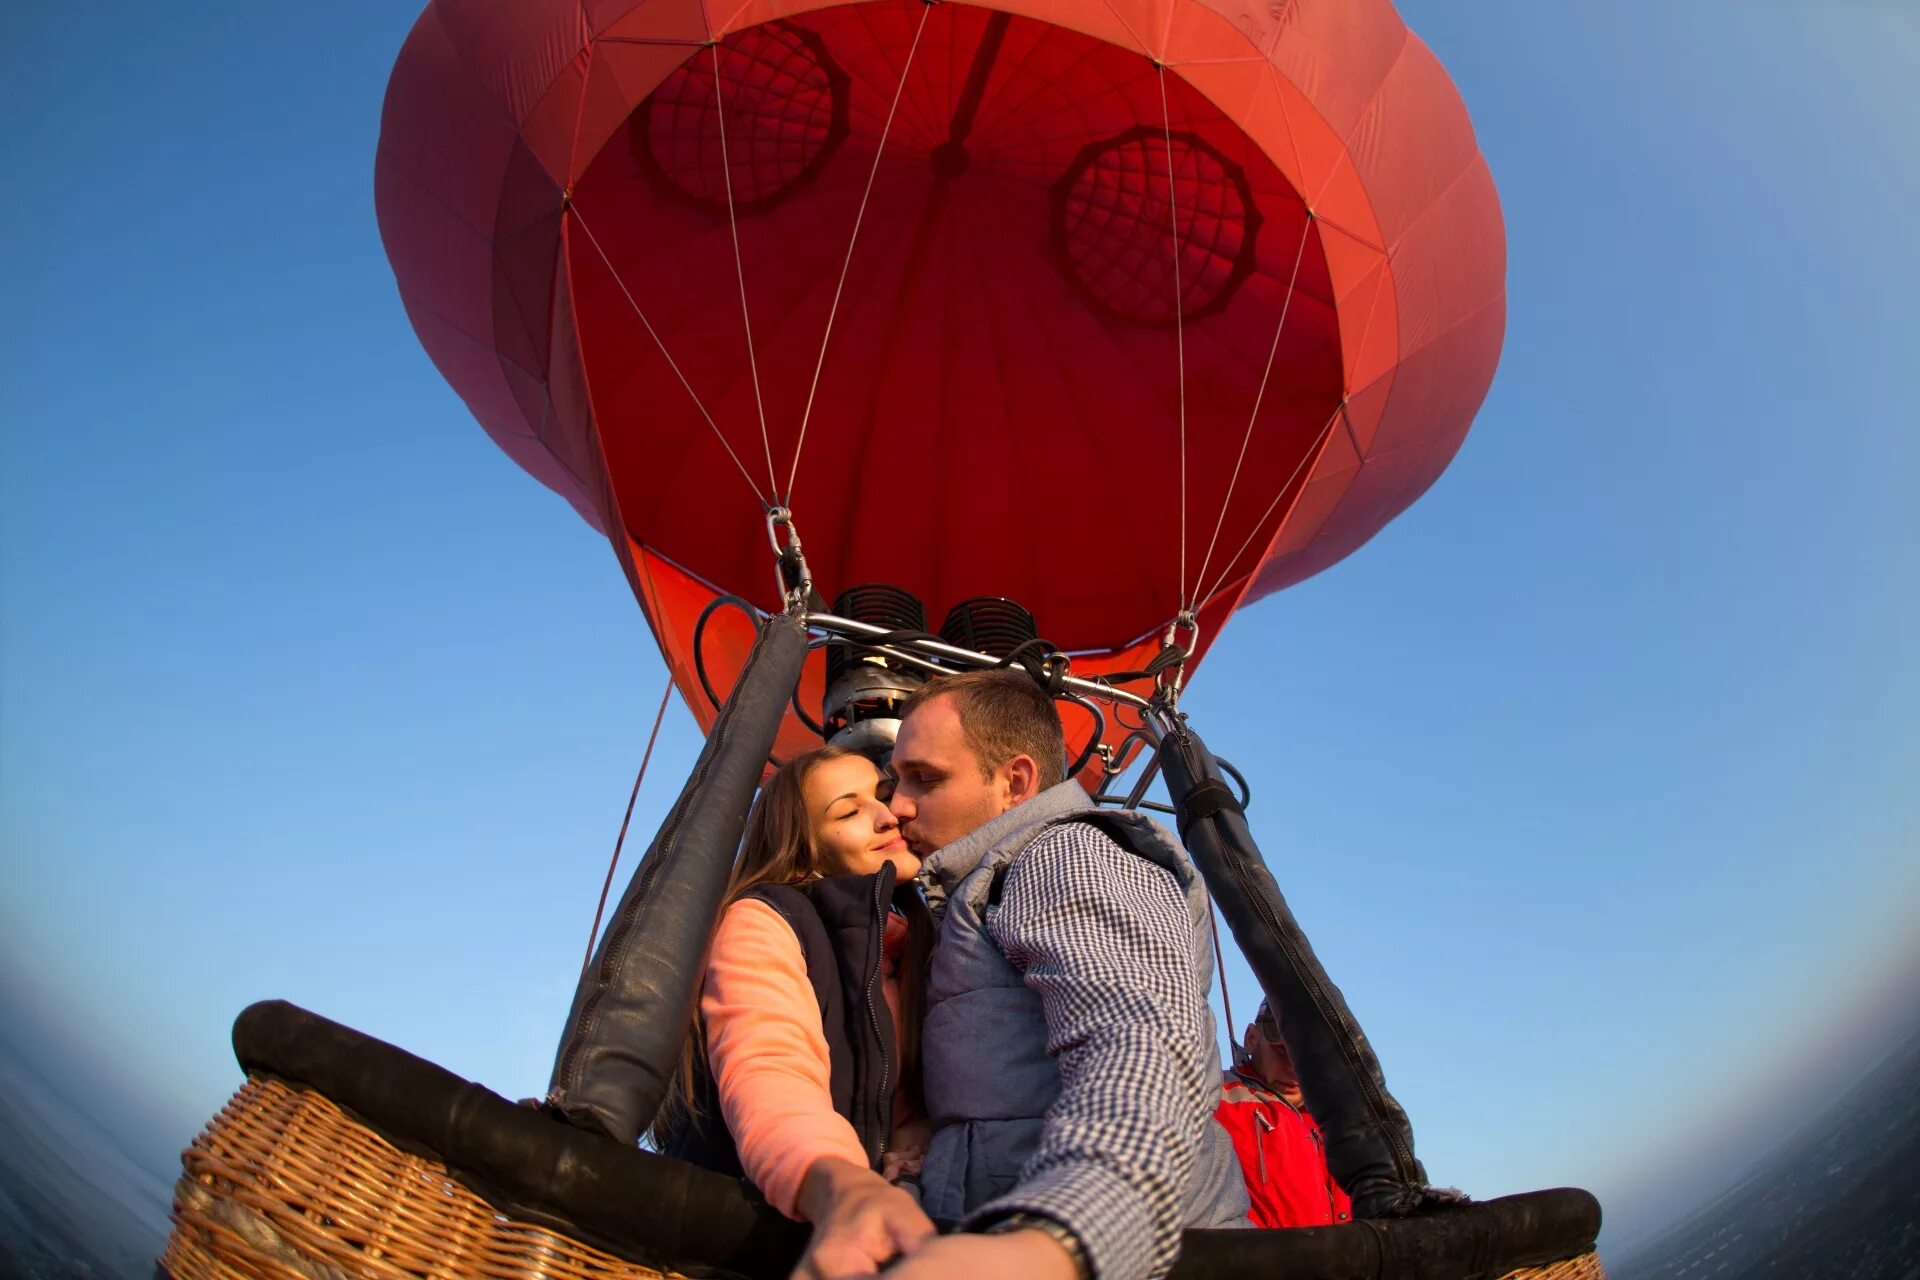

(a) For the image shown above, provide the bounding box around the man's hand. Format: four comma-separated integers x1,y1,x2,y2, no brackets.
886,1230,1080,1280
790,1157,936,1280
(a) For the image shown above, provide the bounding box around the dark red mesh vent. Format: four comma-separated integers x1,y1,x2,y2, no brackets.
638,23,847,213
1054,127,1257,326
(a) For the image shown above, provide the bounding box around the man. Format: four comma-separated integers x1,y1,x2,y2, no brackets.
1216,1000,1352,1229
797,669,1246,1280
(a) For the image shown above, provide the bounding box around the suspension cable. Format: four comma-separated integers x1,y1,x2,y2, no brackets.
1209,905,1237,1042
1191,209,1316,598
785,0,933,506
579,678,676,979
1157,63,1191,613
709,40,780,500
1196,404,1344,609
570,205,770,507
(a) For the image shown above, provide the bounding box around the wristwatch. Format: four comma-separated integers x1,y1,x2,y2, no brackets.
982,1211,1091,1278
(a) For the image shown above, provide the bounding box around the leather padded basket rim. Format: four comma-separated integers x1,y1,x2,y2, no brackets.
161,1072,1609,1280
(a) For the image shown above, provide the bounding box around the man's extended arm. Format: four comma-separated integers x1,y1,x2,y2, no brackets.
972,823,1213,1280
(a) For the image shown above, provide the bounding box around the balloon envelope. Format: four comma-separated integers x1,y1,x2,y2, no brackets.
376,0,1505,755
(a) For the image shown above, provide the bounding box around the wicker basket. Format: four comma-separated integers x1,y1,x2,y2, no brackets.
162,1077,1603,1280
1501,1256,1605,1280
164,1077,684,1280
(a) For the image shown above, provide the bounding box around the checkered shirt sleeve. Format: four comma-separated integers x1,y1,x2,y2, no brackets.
967,821,1212,1280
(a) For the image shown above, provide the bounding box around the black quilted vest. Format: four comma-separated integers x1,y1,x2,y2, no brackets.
664,861,921,1179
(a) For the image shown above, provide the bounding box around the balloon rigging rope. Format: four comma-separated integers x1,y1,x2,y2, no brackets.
785,0,933,508
1196,404,1344,609
710,41,781,500
1191,211,1317,601
572,208,771,505
1209,905,1237,1046
1158,64,1191,613
580,677,677,981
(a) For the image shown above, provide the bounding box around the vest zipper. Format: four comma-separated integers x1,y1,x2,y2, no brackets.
1311,1122,1340,1222
1169,728,1422,1185
867,873,892,1163
1253,1109,1273,1184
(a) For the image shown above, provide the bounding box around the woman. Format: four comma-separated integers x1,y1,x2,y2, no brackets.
653,745,933,1229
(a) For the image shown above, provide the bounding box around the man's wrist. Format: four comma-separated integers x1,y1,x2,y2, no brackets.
982,1211,1090,1279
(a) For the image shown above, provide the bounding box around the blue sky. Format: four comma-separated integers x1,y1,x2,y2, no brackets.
3,0,1917,1260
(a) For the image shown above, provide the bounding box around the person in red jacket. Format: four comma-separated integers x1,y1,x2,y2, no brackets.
1215,1000,1353,1228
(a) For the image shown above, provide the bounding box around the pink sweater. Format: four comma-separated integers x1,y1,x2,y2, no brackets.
701,897,912,1219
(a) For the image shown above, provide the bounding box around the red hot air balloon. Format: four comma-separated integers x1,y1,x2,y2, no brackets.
151,20,1607,1280
375,0,1505,763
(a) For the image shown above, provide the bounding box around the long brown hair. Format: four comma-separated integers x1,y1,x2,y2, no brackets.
646,746,930,1149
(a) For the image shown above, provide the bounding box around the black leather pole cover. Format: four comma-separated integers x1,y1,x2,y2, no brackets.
1160,724,1437,1219
547,611,809,1144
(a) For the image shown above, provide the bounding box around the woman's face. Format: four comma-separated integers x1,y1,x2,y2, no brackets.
803,755,919,880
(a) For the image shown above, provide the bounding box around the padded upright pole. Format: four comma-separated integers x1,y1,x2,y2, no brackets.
1159,722,1444,1218
547,612,809,1144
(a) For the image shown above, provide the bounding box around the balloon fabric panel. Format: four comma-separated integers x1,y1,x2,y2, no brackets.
375,0,1505,743
567,3,1343,650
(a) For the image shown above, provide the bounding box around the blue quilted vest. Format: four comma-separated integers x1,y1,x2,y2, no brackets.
915,781,1249,1228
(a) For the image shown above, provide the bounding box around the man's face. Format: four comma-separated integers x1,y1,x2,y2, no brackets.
887,694,1018,855
1244,1019,1300,1093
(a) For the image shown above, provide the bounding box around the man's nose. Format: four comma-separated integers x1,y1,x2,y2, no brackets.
887,790,914,823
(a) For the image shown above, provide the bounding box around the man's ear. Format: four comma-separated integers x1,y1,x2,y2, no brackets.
1004,754,1041,805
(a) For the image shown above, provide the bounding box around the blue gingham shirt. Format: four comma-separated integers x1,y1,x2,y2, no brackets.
966,820,1215,1280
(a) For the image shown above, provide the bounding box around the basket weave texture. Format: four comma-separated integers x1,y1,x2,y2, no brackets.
1498,1255,1607,1280
163,1076,685,1280
163,1076,1604,1280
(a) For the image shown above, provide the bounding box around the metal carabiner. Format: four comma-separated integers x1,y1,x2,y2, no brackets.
1157,609,1199,702
766,506,814,616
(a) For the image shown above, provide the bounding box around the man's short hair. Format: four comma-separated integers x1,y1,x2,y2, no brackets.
900,668,1068,789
